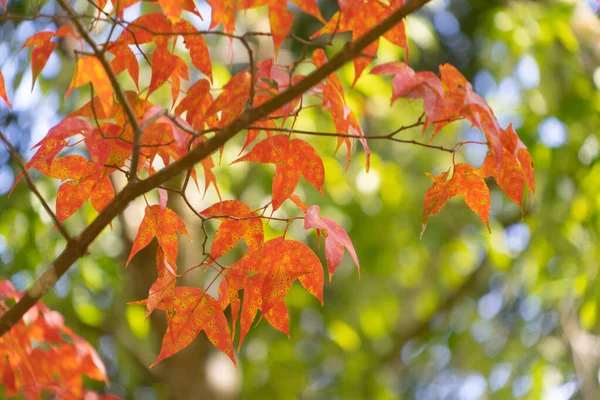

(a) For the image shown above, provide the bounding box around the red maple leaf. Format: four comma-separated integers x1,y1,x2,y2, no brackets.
201,200,264,259
304,205,360,281
233,135,325,210
422,163,491,237
127,205,188,266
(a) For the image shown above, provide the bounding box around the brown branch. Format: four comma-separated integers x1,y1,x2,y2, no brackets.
0,131,72,242
0,0,433,337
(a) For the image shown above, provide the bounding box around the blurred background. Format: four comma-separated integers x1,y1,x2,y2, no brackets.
1,0,600,398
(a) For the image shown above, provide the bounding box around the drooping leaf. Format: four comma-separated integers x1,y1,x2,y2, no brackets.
174,20,213,81
233,135,325,210
150,287,235,367
148,45,178,96
0,280,109,398
259,237,322,314
304,205,360,282
201,200,264,259
478,125,535,212
127,205,188,265
311,0,408,83
422,163,491,237
315,49,370,171
108,43,140,89
22,31,57,88
371,62,448,132
66,55,114,115
146,248,176,317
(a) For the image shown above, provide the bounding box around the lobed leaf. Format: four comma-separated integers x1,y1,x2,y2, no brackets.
233,135,325,210
304,205,360,282
127,205,188,266
201,200,264,259
422,163,491,237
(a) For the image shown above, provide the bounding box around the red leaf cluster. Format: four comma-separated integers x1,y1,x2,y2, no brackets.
0,281,114,399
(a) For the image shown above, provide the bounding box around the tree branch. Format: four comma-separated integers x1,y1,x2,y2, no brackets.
0,0,433,336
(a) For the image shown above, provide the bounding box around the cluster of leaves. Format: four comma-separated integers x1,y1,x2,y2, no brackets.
0,281,113,399
0,0,536,396
370,62,535,233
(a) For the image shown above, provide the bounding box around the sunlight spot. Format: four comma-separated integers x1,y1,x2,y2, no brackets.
490,363,512,391
355,169,380,194
206,351,241,395
515,55,540,89
538,117,568,148
459,374,487,400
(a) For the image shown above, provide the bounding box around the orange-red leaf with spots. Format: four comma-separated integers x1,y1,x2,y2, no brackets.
422,163,491,236
127,205,188,265
201,200,264,259
150,287,235,367
304,205,360,282
233,135,325,210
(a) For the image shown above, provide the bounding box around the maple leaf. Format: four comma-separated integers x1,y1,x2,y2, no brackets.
218,238,323,346
174,78,213,130
107,43,140,89
315,49,371,171
439,63,503,165
127,205,188,266
146,248,176,318
201,200,264,259
303,205,360,282
0,70,10,108
150,287,235,367
66,55,114,115
148,45,179,97
0,280,109,398
478,125,535,212
259,237,323,315
233,135,325,210
311,0,408,83
206,0,324,54
201,71,251,128
174,20,213,81
85,124,133,168
422,163,491,237
22,29,71,88
371,61,448,133
50,155,116,222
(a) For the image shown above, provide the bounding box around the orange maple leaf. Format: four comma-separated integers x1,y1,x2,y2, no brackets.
127,205,188,266
422,163,491,237
234,135,325,210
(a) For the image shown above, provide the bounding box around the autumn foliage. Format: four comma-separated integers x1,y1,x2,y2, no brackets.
0,0,534,397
